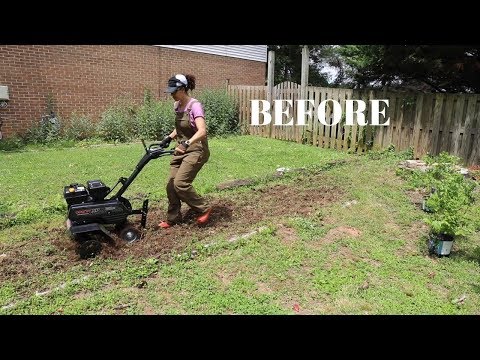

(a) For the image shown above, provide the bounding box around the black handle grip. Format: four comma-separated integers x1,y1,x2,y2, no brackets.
149,143,163,151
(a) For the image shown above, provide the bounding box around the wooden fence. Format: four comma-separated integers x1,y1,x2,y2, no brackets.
227,82,480,166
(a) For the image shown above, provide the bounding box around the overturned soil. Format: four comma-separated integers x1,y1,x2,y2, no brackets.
1,175,344,284
104,181,342,260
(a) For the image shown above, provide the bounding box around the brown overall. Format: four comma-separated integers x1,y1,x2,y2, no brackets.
166,100,210,224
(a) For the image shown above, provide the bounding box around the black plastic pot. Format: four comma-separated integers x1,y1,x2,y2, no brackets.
428,232,454,257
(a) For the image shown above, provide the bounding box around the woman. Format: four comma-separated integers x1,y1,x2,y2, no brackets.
158,74,211,228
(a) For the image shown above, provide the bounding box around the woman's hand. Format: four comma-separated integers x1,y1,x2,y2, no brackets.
174,143,187,155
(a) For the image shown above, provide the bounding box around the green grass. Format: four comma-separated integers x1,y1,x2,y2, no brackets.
0,135,348,229
1,135,479,314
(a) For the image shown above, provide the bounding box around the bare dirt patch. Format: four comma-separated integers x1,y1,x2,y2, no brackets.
256,282,273,295
276,224,299,246
121,182,341,261
313,226,362,248
216,179,255,190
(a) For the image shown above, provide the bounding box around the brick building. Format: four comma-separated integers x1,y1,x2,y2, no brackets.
0,45,267,139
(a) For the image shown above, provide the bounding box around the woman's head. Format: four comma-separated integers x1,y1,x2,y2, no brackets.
165,74,196,100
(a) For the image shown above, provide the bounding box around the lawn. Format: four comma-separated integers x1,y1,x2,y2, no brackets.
1,135,479,314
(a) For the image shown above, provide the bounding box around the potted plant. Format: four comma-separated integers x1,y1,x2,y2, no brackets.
424,172,475,257
425,212,462,256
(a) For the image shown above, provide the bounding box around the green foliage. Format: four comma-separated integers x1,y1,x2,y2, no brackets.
97,100,136,143
0,202,66,230
425,212,466,237
24,94,62,144
424,173,476,237
63,112,97,140
197,89,240,136
0,136,25,151
134,89,174,140
24,114,62,144
368,144,413,161
267,45,329,86
401,96,416,109
423,152,461,166
333,45,480,93
121,258,159,286
401,152,477,238
361,126,377,150
45,93,56,114
407,152,465,191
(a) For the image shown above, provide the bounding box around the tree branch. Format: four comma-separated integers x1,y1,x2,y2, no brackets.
419,78,447,93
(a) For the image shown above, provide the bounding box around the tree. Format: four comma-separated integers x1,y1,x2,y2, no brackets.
335,45,480,93
267,45,329,86
268,45,480,93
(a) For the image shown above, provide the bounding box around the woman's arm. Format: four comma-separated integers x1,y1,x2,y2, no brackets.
168,129,177,139
186,117,207,144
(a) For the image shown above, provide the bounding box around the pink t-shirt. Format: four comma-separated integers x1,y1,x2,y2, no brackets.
175,98,205,129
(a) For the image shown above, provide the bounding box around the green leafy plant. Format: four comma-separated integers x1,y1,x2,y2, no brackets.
422,156,476,241
424,175,475,237
97,100,136,143
401,96,416,109
425,212,466,238
197,89,239,137
24,94,62,144
406,152,462,190
134,89,173,140
399,151,477,255
0,136,25,151
63,112,96,140
368,144,413,161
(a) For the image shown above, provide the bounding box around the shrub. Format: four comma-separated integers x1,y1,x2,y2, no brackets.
98,100,136,143
24,113,62,144
421,153,477,238
63,112,97,140
405,152,463,191
135,89,174,140
399,151,478,242
424,175,475,237
0,136,25,151
197,89,239,136
24,93,63,144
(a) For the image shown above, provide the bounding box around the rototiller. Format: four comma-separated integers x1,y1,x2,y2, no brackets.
63,140,173,258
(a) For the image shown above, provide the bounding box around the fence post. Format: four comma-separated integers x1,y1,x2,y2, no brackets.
300,45,309,143
267,50,275,138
